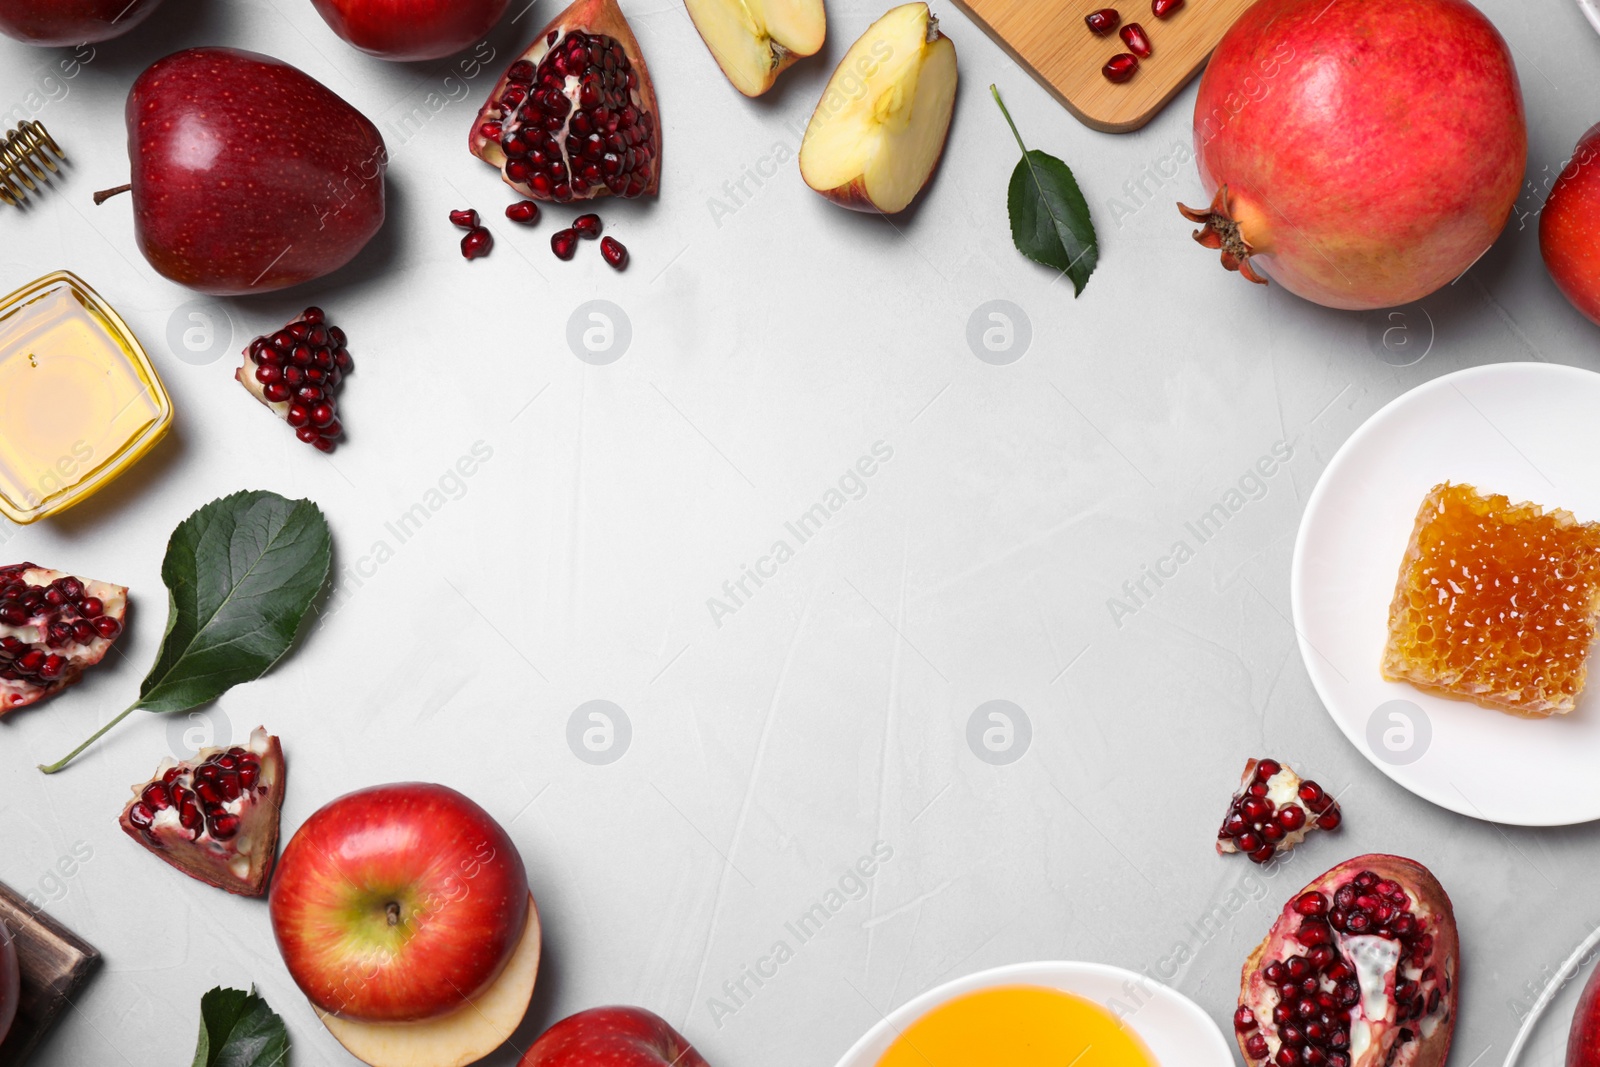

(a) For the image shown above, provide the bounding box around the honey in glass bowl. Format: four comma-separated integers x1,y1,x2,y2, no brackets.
0,271,173,524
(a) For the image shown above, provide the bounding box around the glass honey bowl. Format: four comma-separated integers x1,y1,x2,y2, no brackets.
0,271,173,524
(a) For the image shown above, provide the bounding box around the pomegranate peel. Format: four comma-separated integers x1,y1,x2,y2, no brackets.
0,564,127,714
1217,757,1341,863
1239,854,1458,1067
118,726,286,897
469,0,661,203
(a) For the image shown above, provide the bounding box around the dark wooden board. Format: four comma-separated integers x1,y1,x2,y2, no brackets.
0,881,100,1067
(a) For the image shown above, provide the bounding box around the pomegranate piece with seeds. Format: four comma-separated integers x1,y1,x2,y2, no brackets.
1217,758,1342,864
0,564,127,715
237,307,352,454
469,0,661,203
119,726,286,896
1238,855,1458,1067
600,235,628,269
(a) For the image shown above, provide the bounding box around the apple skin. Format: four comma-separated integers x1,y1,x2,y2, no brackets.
309,0,510,61
519,1007,711,1067
1569,960,1600,1067
0,0,164,46
122,48,387,296
269,782,530,1024
1542,122,1600,327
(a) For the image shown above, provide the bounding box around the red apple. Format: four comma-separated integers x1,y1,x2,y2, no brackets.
519,1007,711,1067
0,0,164,45
309,0,510,61
270,782,530,1022
1542,122,1600,327
1570,960,1600,1067
103,48,387,295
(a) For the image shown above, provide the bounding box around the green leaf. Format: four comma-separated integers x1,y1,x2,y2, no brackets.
192,986,289,1067
137,490,331,713
39,491,330,773
993,85,1099,296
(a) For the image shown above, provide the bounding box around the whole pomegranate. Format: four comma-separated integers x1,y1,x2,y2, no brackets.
1236,855,1458,1067
1541,123,1600,327
1180,0,1525,310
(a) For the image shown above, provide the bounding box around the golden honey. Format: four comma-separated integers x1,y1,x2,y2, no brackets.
0,272,171,523
875,986,1158,1067
1382,482,1600,717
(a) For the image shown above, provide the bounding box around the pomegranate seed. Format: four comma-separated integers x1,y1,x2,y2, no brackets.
506,59,535,84
1278,804,1306,831
1103,53,1139,83
263,383,291,403
551,228,578,260
1263,961,1286,985
600,235,628,269
208,812,241,839
286,403,310,428
573,212,603,238
449,208,480,229
1248,780,1269,797
1085,7,1120,33
1255,758,1281,780
1240,796,1272,823
1293,891,1328,916
1152,0,1184,16
79,596,103,617
1298,780,1328,809
506,200,541,224
1296,920,1331,946
1234,1006,1257,1031
1245,1034,1269,1060
461,227,493,260
1249,844,1275,863
128,803,154,830
1316,808,1342,830
1120,22,1152,57
1236,831,1262,853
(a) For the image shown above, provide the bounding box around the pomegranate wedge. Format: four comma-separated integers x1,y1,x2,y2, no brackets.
1217,757,1342,864
0,564,127,715
119,727,286,896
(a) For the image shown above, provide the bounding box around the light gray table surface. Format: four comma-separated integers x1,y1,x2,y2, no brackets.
1,0,1597,1064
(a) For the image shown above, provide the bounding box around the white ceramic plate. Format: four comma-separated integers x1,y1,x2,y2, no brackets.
1292,362,1600,826
831,960,1233,1067
1579,0,1600,36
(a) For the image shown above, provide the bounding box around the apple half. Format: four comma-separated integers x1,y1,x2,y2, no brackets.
798,2,957,214
684,0,826,96
318,895,542,1067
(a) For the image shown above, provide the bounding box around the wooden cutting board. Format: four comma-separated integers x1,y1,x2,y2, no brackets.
0,882,100,1067
950,0,1258,132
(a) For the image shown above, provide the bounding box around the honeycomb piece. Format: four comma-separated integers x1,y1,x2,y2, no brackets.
1382,482,1600,717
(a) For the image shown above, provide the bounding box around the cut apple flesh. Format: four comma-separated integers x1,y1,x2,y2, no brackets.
799,3,957,214
319,896,541,1067
686,0,825,96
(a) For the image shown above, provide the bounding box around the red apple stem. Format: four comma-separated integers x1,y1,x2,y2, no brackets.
93,184,132,206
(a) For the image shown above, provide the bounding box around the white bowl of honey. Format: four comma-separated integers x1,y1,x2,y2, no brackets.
833,960,1233,1067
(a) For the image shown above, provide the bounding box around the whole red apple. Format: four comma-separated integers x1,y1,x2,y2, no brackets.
269,782,530,1023
1569,960,1600,1067
0,0,164,45
520,1007,711,1067
107,48,386,295
1542,123,1600,327
310,0,509,61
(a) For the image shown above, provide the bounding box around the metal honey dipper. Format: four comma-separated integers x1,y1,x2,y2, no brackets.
0,121,67,207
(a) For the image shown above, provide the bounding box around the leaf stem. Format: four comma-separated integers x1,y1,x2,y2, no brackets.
991,84,1030,155
38,702,139,773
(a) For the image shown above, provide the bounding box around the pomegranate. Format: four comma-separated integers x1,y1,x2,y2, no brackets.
0,564,127,715
1238,856,1458,1067
468,0,661,203
119,726,285,896
1218,757,1342,864
1540,123,1600,327
1103,53,1139,83
1086,8,1120,35
1179,0,1526,310
600,235,628,270
237,307,351,453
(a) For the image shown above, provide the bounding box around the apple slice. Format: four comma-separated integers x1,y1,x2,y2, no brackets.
798,2,957,214
318,895,542,1067
685,0,826,96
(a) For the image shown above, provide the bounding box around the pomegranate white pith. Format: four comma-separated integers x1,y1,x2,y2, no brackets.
0,564,127,714
685,0,826,97
1237,855,1458,1067
1218,758,1342,864
118,727,286,897
469,0,661,203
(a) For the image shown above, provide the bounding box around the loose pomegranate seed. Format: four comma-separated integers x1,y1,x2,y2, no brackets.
1120,22,1152,57
1085,7,1120,34
461,227,493,259
551,228,579,260
1102,53,1139,83
1152,0,1184,16
600,235,628,269
506,200,541,224
449,208,480,229
573,212,603,239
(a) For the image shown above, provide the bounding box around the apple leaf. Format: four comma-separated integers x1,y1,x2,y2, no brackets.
192,986,289,1067
992,85,1099,296
39,491,331,773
